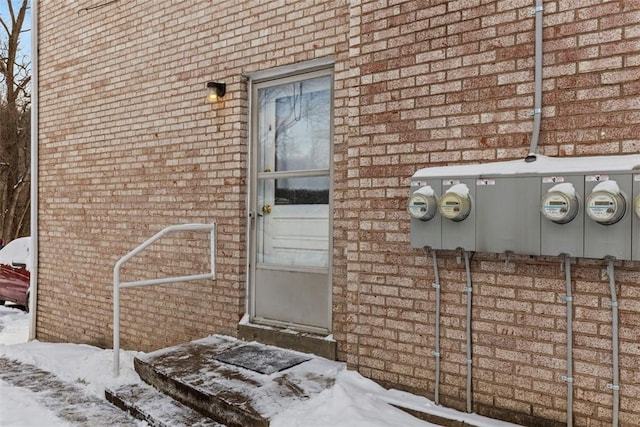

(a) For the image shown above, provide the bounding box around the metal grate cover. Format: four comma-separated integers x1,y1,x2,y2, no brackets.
211,344,311,375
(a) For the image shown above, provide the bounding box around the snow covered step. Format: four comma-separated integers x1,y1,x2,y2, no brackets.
106,383,225,427
132,335,345,427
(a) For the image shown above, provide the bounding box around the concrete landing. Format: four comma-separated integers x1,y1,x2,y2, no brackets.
108,335,345,427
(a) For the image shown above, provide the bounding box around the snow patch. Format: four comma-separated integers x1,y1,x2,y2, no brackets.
413,154,640,178
0,306,524,427
547,182,576,197
412,185,435,197
445,183,470,197
0,237,31,271
593,179,621,194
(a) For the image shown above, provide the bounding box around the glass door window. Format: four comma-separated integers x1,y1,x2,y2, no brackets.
256,74,332,270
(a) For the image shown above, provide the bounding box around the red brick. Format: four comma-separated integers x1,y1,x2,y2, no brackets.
38,2,640,426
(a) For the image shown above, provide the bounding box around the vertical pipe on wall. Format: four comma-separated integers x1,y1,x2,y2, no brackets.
606,258,620,427
29,0,39,341
430,249,441,405
562,255,574,427
526,0,544,162
463,251,473,413
244,77,253,318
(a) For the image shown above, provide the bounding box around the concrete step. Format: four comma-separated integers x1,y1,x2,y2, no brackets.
131,335,345,427
106,383,225,427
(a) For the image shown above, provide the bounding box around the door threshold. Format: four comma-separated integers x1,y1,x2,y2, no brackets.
238,322,337,360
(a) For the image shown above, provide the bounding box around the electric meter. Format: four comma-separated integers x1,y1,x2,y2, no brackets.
585,181,626,225
634,194,640,218
408,186,437,221
438,184,471,222
541,183,579,224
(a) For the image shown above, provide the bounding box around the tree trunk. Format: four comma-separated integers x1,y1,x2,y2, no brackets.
0,0,31,243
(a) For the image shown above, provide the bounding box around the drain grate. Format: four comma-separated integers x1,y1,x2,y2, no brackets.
212,344,311,375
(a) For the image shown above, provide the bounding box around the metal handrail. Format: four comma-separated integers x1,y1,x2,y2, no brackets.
113,223,216,376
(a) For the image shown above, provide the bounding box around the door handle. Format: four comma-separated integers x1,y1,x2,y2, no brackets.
262,205,272,214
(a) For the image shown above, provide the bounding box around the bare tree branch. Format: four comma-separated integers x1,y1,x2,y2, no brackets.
0,0,31,241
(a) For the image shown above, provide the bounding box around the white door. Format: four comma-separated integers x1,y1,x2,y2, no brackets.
250,71,333,333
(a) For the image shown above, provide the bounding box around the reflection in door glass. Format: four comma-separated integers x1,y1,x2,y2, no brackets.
258,76,331,173
255,73,331,270
275,176,329,205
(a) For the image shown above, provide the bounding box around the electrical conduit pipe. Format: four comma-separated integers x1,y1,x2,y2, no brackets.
430,249,442,405
606,258,620,427
29,0,40,340
562,255,574,427
525,0,544,162
464,251,473,413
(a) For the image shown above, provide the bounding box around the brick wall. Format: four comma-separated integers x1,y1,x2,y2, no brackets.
37,1,640,426
36,0,349,348
334,1,640,426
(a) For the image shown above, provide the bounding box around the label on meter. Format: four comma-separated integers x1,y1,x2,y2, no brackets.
542,176,565,184
634,194,640,218
585,174,609,182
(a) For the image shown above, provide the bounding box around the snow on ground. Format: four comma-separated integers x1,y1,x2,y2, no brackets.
0,305,520,427
0,381,72,427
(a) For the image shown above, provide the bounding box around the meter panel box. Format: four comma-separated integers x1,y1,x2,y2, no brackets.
475,177,540,255
440,178,476,251
583,173,632,260
540,175,584,257
409,179,441,250
409,154,640,261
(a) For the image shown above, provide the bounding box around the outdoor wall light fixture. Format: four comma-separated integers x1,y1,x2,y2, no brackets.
206,81,226,102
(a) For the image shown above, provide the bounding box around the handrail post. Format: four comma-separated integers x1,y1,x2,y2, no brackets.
112,223,216,377
210,227,216,277
113,264,121,377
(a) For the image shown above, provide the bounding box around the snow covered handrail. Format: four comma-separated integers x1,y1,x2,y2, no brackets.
112,223,216,376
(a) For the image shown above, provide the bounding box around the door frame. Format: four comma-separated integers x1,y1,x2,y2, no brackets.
245,60,335,335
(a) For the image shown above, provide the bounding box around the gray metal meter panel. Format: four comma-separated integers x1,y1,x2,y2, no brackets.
440,178,476,251
583,173,632,259
475,176,541,255
409,179,442,249
540,175,584,257
633,173,640,261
